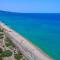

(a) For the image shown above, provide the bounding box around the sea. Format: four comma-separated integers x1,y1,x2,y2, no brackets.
0,11,60,60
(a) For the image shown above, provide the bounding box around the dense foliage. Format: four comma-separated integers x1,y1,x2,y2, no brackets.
1,50,12,57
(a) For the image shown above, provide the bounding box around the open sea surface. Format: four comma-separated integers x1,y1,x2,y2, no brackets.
0,11,60,60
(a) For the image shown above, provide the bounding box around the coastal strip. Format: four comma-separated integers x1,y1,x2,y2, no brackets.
0,22,53,60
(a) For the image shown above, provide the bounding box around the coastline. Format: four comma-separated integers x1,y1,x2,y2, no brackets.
0,22,53,60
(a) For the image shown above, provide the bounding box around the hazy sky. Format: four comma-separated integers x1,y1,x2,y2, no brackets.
0,0,60,13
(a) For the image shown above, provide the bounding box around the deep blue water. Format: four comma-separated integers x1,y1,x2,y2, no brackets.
0,11,60,60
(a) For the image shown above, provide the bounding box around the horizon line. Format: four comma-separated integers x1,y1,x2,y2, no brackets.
0,10,60,14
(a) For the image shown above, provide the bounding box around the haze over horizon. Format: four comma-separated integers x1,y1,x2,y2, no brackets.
0,0,60,13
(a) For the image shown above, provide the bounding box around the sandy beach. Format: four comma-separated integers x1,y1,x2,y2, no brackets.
0,22,53,60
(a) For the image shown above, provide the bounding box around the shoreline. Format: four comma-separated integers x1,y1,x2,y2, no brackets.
0,22,53,60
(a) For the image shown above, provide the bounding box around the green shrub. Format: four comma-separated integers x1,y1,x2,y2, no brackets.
0,48,3,53
0,48,3,57
14,53,23,60
1,50,12,57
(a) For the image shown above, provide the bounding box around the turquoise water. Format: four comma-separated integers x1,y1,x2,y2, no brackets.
0,11,60,60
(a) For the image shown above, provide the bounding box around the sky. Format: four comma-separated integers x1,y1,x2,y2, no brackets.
0,0,60,13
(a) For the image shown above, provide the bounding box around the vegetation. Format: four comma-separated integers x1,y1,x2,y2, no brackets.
0,32,4,39
0,33,4,36
0,48,3,57
0,48,3,53
0,57,3,60
0,29,26,60
1,50,12,57
5,37,14,47
14,53,23,60
5,41,12,47
0,30,3,32
0,36,4,39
